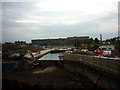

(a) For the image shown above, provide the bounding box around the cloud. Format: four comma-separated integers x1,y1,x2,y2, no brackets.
2,1,119,43
2,0,45,2
34,0,118,14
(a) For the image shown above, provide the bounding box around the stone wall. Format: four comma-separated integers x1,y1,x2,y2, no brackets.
63,53,120,76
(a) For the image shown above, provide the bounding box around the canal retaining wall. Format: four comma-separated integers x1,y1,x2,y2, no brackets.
63,53,120,77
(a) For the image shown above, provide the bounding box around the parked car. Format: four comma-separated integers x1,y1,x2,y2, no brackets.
80,49,89,55
94,49,103,56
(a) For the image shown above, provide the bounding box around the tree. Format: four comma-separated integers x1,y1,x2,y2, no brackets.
87,38,93,44
86,38,96,45
94,38,99,44
90,38,94,42
74,39,81,48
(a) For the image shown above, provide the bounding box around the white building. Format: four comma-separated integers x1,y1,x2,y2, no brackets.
98,45,115,51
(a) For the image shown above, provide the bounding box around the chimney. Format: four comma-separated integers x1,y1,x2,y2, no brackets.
100,34,102,42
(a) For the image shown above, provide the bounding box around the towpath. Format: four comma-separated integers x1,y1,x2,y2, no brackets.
33,48,56,59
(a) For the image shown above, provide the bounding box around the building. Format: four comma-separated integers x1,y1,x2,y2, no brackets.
67,36,89,40
32,38,73,46
31,36,90,47
98,45,115,51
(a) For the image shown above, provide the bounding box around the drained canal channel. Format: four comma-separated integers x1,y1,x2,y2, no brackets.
2,52,119,89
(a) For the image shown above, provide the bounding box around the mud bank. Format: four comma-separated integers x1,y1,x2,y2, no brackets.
2,66,103,89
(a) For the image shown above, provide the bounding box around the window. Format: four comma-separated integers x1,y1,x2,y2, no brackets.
102,48,106,50
108,48,112,50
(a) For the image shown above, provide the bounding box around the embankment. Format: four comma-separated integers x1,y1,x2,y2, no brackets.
63,53,120,77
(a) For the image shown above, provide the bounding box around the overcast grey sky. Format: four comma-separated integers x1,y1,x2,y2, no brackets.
1,0,119,43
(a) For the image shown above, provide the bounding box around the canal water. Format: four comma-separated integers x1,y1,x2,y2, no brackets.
38,53,60,60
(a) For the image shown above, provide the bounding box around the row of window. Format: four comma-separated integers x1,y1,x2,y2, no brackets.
98,48,112,50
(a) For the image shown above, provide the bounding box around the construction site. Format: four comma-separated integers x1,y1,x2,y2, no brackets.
2,37,120,89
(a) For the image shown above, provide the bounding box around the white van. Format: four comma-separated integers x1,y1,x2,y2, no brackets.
102,50,111,56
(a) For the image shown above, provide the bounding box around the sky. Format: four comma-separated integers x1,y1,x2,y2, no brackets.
1,0,119,43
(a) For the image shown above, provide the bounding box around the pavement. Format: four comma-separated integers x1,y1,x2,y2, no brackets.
93,55,120,60
33,49,55,58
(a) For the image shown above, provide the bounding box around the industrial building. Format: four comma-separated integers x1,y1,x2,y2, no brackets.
31,36,90,47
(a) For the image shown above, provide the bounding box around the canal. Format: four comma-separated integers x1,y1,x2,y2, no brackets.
37,52,119,89
38,53,61,60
